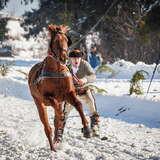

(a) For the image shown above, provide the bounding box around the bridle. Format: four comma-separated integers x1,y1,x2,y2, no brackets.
49,30,69,61
37,29,71,82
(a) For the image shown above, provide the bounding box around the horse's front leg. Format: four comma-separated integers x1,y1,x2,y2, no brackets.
66,92,91,138
51,101,65,149
34,98,55,151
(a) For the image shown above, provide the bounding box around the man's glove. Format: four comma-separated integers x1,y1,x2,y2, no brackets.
72,74,83,87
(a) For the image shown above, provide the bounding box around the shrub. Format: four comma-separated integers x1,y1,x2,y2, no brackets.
129,70,149,95
0,64,9,76
84,83,107,95
0,61,14,77
96,64,116,78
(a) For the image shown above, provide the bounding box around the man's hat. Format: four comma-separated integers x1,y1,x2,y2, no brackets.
91,44,97,49
69,49,83,58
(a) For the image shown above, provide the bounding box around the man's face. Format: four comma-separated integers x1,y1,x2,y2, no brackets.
70,57,81,68
91,47,97,53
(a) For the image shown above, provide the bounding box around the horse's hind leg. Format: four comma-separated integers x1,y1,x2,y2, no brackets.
66,92,91,138
33,98,54,151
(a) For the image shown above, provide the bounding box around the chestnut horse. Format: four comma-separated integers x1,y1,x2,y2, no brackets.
28,24,90,151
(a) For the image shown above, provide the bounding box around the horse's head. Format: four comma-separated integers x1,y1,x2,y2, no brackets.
48,24,71,63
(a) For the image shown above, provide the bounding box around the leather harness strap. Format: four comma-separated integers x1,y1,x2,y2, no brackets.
39,70,71,79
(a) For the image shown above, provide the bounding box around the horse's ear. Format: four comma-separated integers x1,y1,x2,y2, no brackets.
48,24,56,32
60,25,70,34
48,24,53,31
65,26,70,32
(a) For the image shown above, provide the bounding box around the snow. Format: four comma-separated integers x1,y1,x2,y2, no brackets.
0,57,160,160
6,20,27,38
85,32,101,52
0,16,160,159
1,0,40,17
3,20,48,59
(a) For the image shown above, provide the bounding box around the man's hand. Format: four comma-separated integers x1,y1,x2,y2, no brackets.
72,74,87,86
79,78,87,85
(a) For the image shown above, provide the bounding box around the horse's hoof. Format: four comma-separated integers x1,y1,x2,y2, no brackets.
92,131,100,137
82,126,91,138
91,125,100,137
51,145,56,152
53,140,63,151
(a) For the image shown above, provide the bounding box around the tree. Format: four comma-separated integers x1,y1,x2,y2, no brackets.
1,0,160,63
0,18,7,42
0,0,9,10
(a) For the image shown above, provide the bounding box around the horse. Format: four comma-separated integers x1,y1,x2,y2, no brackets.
28,24,91,151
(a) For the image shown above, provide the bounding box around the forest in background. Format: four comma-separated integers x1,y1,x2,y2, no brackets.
0,0,160,64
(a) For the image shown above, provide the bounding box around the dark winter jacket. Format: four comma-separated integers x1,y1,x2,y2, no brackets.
88,52,101,69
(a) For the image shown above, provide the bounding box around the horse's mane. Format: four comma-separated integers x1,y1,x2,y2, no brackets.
48,24,69,34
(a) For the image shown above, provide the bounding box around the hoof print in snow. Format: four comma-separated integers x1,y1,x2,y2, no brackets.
101,136,108,141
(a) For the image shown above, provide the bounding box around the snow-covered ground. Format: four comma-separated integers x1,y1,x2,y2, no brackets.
0,58,160,160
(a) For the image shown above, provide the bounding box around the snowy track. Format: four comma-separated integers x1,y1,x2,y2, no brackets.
0,58,160,159
0,95,160,160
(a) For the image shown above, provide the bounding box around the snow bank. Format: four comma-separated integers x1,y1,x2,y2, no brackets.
0,95,160,160
100,59,160,79
0,77,31,100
